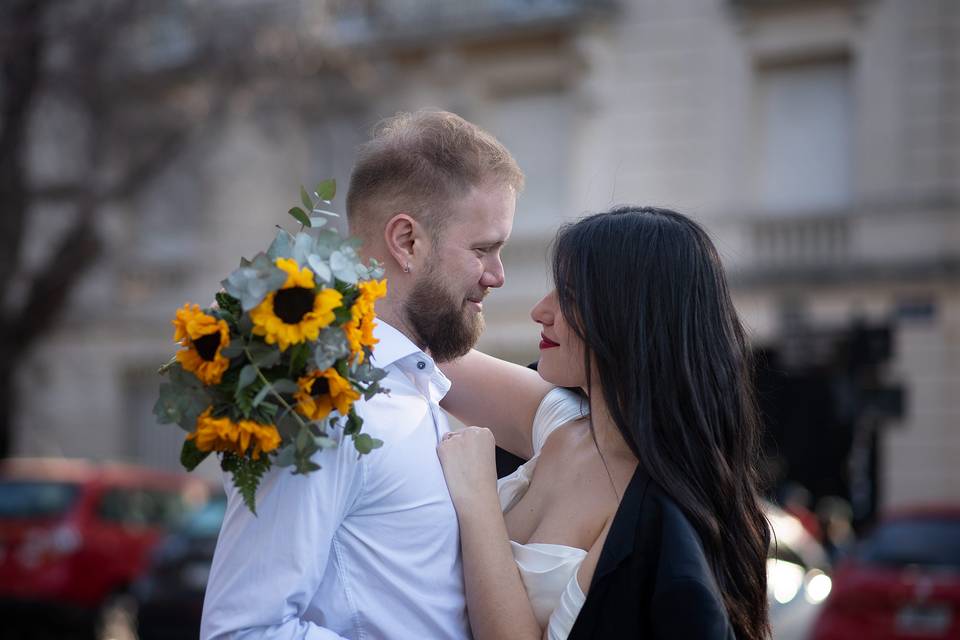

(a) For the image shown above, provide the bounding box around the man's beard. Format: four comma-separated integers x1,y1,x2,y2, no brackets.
404,268,484,363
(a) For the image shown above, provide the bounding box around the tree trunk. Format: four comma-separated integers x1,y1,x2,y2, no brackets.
0,0,49,459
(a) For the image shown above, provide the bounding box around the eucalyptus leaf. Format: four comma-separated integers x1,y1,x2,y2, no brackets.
288,207,311,228
352,433,383,455
329,250,358,284
276,412,301,440
353,360,387,383
180,438,210,471
293,458,321,475
155,367,209,431
344,411,363,436
247,342,281,369
361,381,385,400
307,254,332,284
366,258,385,279
179,395,208,431
153,382,184,425
273,443,297,468
310,230,341,259
220,343,245,359
222,253,287,311
315,435,338,449
311,209,340,219
314,327,350,370
316,179,336,201
300,186,313,212
307,216,329,229
291,233,315,267
252,384,272,408
267,228,295,261
295,426,310,451
168,364,203,390
237,364,257,391
270,379,300,395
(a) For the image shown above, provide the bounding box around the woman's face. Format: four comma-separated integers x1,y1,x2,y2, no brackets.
530,289,588,389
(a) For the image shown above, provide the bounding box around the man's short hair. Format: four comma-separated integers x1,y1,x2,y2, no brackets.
346,110,524,241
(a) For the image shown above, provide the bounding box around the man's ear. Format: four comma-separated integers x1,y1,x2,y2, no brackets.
384,213,428,272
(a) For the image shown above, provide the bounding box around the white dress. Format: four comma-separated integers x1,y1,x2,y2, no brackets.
497,388,591,640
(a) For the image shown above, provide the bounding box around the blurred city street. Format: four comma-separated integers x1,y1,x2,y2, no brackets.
2,1,958,638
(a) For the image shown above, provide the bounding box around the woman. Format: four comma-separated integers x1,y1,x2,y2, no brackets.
437,206,771,639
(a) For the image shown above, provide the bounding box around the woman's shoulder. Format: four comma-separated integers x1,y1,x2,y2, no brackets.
531,387,589,455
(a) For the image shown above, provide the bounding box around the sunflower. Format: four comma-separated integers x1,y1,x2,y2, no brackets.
343,279,387,363
294,367,361,421
250,258,343,351
188,407,281,460
172,304,231,385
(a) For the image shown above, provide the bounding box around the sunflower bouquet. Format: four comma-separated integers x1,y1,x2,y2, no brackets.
153,180,388,513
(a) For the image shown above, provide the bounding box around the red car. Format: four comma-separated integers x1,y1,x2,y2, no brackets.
0,457,212,634
811,506,960,640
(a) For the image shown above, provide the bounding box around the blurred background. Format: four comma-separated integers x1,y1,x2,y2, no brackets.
1,0,957,638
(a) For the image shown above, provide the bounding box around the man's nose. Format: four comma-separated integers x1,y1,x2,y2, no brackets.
481,254,506,289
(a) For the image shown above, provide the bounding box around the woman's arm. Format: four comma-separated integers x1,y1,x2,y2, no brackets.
437,427,543,640
439,349,553,459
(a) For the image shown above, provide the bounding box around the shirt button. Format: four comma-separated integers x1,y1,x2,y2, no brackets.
417,361,426,370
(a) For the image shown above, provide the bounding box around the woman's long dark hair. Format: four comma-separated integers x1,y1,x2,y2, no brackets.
553,206,770,640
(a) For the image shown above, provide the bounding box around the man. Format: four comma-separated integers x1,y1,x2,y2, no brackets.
200,111,522,639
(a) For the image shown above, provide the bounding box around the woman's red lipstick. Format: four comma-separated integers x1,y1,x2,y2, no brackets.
540,334,560,350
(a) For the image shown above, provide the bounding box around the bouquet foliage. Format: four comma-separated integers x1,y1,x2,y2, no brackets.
153,180,388,513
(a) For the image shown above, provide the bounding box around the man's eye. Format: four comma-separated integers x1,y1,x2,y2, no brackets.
474,247,488,256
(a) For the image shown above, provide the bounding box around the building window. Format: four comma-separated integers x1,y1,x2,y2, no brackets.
752,58,852,214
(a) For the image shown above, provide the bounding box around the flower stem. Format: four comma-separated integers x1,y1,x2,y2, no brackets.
243,347,309,431
158,355,178,374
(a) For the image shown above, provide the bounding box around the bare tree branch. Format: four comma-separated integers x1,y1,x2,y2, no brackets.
0,0,49,303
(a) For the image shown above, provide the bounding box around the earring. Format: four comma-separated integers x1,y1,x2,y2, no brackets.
403,263,411,273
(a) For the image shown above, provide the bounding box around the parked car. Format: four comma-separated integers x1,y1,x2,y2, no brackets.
767,502,834,640
0,457,213,636
123,497,828,640
115,493,833,640
130,492,226,640
811,506,960,640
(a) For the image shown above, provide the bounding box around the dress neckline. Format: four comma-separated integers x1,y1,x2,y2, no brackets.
510,539,589,555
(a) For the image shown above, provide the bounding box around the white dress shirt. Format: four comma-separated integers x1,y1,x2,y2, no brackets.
200,321,470,640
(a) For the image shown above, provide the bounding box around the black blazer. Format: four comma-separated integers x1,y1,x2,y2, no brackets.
568,465,736,639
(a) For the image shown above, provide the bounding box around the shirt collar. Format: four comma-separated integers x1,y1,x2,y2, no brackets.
370,321,452,399
370,320,422,369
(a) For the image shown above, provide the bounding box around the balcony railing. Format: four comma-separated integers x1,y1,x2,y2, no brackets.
318,0,614,48
724,202,960,287
750,213,851,268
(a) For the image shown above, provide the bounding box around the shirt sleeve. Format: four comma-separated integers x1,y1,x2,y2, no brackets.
531,388,590,456
199,435,364,640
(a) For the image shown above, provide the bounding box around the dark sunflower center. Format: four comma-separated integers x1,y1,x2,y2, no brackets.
193,333,221,361
274,287,314,324
309,377,330,397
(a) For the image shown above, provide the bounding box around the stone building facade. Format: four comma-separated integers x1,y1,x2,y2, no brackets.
15,0,959,509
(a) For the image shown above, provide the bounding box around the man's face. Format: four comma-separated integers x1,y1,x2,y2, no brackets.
404,183,516,362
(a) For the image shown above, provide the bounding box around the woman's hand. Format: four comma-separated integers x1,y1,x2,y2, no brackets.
437,426,499,513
